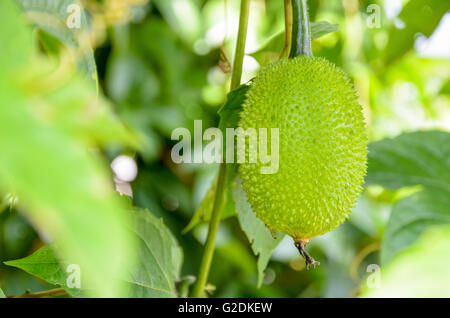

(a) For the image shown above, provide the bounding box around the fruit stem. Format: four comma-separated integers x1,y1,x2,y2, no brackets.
295,239,320,269
191,0,251,298
289,0,312,58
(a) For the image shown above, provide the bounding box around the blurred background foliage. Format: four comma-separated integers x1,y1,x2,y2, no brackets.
0,0,449,297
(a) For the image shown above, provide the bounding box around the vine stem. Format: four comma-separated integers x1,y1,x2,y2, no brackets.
230,0,251,91
280,0,293,59
191,0,251,298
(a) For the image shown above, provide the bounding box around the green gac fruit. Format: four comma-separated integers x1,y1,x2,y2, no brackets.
239,56,367,243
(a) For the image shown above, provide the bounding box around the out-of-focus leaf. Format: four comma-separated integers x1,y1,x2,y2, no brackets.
0,1,33,72
232,177,284,287
366,131,450,264
216,239,257,277
0,288,6,298
440,79,450,95
16,0,98,85
134,18,194,100
381,187,450,264
106,52,160,106
383,0,450,64
0,78,134,298
362,226,450,297
250,21,339,66
348,192,390,238
0,0,133,297
34,67,141,148
365,131,450,191
152,0,201,45
125,208,183,297
4,245,87,297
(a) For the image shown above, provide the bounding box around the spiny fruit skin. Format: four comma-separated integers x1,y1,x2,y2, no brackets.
239,56,367,239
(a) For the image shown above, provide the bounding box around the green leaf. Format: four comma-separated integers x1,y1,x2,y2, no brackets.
309,21,340,39
0,89,133,297
250,21,339,66
232,176,284,287
16,0,98,85
440,79,450,96
383,0,450,64
366,131,450,263
380,187,450,264
125,208,183,297
0,1,133,297
182,177,236,233
5,208,184,298
362,225,450,297
0,288,6,298
218,85,251,185
218,85,250,133
4,245,87,297
249,34,284,69
366,131,450,191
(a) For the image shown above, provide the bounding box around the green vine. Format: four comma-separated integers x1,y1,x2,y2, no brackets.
190,0,251,298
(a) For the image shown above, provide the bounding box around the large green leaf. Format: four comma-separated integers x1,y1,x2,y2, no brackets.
366,131,450,191
232,177,284,287
5,245,87,297
0,0,134,297
16,0,98,85
250,21,339,66
0,85,134,297
125,208,183,297
366,131,450,263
